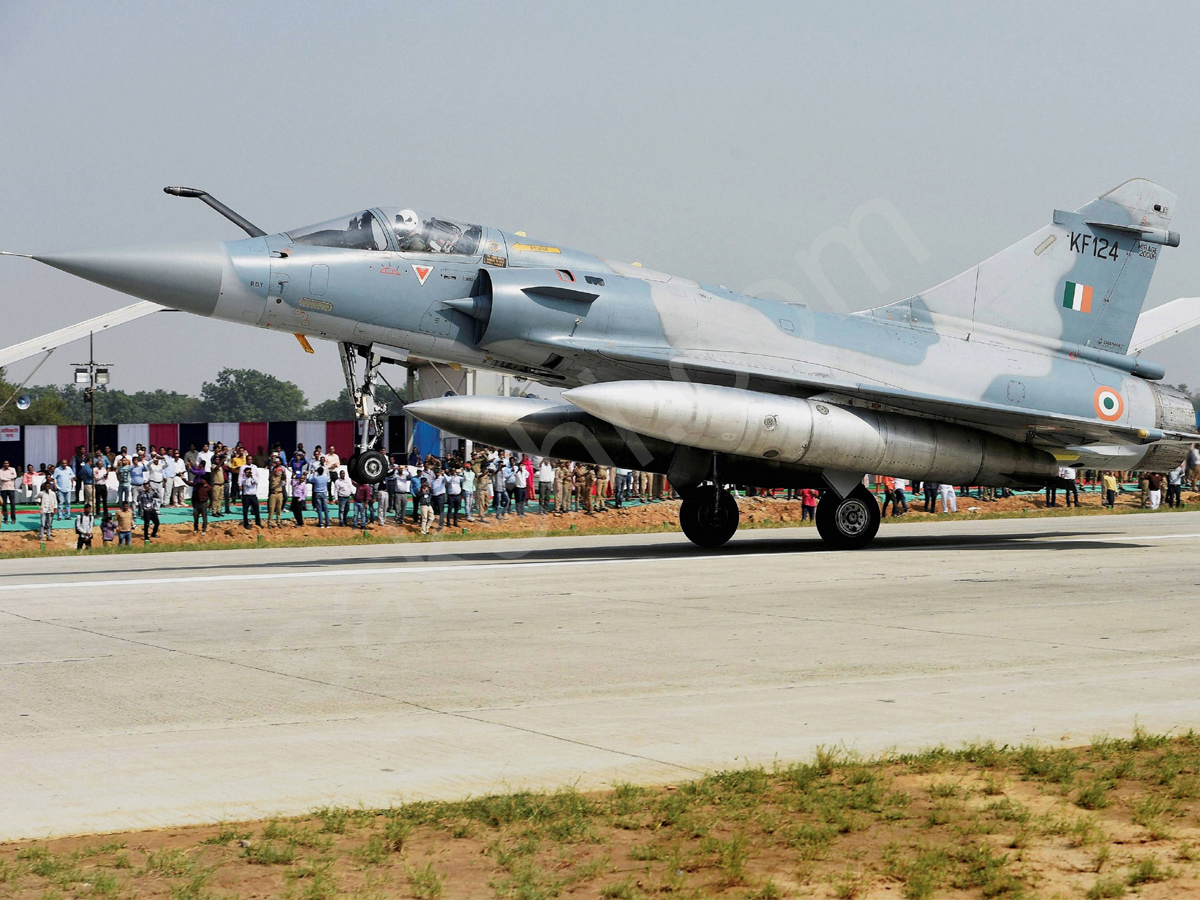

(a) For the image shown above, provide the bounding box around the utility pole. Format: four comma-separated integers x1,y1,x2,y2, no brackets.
72,332,111,456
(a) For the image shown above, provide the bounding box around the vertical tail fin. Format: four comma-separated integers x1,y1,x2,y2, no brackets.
910,178,1178,354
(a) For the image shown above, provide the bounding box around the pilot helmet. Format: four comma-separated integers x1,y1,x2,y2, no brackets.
394,209,419,233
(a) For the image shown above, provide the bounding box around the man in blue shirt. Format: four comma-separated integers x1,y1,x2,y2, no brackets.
52,460,75,519
130,459,148,491
78,458,94,511
307,466,331,527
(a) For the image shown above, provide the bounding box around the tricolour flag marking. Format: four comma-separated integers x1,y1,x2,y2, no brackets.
1062,281,1093,313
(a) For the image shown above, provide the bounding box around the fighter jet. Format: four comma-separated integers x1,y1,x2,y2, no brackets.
3,179,1197,550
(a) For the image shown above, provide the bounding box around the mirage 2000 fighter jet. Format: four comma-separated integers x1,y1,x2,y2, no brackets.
4,179,1196,550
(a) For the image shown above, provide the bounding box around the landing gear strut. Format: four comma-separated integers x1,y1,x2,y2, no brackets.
815,484,880,550
679,483,740,549
339,342,388,484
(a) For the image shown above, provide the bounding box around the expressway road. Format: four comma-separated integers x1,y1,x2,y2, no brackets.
3,513,1200,839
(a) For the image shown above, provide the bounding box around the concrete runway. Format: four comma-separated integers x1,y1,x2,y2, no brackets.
3,513,1200,840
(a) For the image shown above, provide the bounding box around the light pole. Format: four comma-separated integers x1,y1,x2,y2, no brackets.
72,331,110,458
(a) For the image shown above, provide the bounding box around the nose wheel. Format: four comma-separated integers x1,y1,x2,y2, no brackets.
348,449,388,484
679,485,740,548
815,484,880,550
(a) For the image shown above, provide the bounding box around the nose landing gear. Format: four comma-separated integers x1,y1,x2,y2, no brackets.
339,342,389,484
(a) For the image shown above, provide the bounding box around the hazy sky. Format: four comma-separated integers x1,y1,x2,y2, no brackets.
4,1,1200,404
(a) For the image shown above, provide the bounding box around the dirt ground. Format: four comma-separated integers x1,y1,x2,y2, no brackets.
5,731,1200,899
3,485,1197,555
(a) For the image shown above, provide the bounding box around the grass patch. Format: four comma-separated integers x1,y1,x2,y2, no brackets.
5,729,1200,898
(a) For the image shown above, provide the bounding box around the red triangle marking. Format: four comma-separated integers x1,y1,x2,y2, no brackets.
414,265,434,285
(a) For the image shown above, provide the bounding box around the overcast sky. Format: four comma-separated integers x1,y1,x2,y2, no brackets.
4,1,1200,404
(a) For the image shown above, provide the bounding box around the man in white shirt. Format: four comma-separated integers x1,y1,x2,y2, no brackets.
893,477,909,516
334,469,355,526
239,465,262,528
0,460,17,524
537,458,554,513
148,455,166,505
161,453,178,506
171,452,187,506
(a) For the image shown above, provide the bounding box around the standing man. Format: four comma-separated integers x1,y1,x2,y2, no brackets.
1147,471,1164,511
171,450,188,507
353,478,372,529
334,468,354,526
184,462,211,533
938,482,957,514
116,453,133,505
52,460,75,520
160,452,177,507
78,455,94,512
392,464,410,524
879,476,896,518
148,453,166,506
1101,471,1119,508
446,466,463,527
431,467,447,528
137,481,161,541
417,478,434,534
38,480,57,540
74,503,95,550
308,465,331,528
473,460,489,522
554,461,571,514
1060,466,1079,508
209,455,226,517
1188,443,1200,492
239,465,262,528
537,458,554,513
1166,463,1185,509
92,455,109,517
0,460,17,525
267,457,287,528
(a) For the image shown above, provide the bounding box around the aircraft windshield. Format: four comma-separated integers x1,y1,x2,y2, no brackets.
288,210,388,251
383,207,482,256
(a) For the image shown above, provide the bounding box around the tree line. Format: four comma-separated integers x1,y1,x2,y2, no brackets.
0,368,403,426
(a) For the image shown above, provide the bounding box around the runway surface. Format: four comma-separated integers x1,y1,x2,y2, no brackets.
3,513,1200,840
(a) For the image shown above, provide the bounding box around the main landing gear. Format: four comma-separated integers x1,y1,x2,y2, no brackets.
675,479,882,551
815,484,881,550
678,483,740,549
339,342,388,484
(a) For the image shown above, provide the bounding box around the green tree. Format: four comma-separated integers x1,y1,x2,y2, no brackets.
305,388,357,421
200,368,308,422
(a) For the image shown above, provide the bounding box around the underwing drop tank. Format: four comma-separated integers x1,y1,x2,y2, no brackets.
562,381,1062,486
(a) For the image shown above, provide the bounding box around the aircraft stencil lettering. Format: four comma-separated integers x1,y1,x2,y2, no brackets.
1069,231,1120,260
4,178,1197,549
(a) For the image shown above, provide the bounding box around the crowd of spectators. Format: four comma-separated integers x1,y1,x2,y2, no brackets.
2,442,1196,550
0,441,671,547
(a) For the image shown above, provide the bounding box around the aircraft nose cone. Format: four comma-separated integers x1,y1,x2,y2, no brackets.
33,242,226,316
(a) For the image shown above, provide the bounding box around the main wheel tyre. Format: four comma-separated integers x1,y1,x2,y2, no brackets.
815,484,881,550
346,453,363,483
356,450,388,484
679,487,740,549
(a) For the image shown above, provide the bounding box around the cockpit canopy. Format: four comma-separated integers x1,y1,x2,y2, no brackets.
380,207,482,256
286,208,483,256
288,210,389,251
